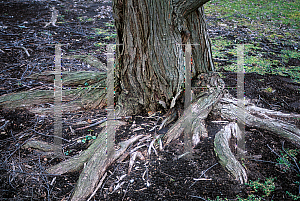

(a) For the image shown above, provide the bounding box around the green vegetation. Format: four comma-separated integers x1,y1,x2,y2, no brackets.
93,28,108,35
92,26,117,45
276,148,299,172
205,194,262,200
205,0,299,29
211,37,233,59
211,42,300,82
202,178,276,200
286,191,300,200
273,147,300,200
105,22,115,27
77,16,94,22
57,14,65,24
205,0,300,83
104,33,117,40
281,49,300,63
246,177,276,197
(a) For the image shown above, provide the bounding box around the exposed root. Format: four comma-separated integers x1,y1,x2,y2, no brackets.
23,120,145,200
0,56,107,112
28,71,106,87
213,92,300,144
163,74,299,185
45,121,125,175
22,140,66,158
148,138,158,156
0,90,55,109
191,118,207,146
214,122,247,184
0,73,107,113
71,134,144,200
211,92,300,184
62,54,107,71
87,172,107,201
128,151,145,175
164,73,225,146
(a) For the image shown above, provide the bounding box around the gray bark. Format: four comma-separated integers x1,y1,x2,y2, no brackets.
113,0,213,116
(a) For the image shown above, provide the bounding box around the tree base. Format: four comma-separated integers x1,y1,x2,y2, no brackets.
10,72,300,199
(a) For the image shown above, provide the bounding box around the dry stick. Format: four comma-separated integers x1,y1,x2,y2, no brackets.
30,129,70,142
4,135,36,163
100,163,122,197
267,144,290,166
258,94,272,107
44,7,58,27
0,120,9,130
249,158,279,165
87,172,107,201
15,46,30,57
122,182,131,201
2,169,61,176
75,116,132,131
75,118,107,131
20,64,30,80
189,163,218,188
282,141,300,172
189,195,208,201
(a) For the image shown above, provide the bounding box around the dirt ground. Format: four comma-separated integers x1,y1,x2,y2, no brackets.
0,0,300,200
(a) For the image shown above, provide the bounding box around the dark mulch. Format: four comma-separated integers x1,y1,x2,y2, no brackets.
0,1,299,200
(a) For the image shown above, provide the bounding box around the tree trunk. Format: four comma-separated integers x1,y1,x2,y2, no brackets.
11,1,300,200
113,0,214,116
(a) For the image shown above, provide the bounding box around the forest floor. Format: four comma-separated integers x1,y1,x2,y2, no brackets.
0,0,300,200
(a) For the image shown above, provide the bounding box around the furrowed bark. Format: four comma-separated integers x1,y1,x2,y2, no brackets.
113,0,213,116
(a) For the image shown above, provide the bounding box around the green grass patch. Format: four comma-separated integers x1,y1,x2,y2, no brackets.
77,17,94,22
205,0,300,83
105,22,115,27
92,28,109,35
211,37,233,59
205,0,300,30
281,49,300,63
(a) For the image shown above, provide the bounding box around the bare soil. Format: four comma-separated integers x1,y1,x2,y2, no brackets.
0,1,300,200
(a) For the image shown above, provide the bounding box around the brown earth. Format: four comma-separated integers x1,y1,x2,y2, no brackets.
0,1,300,200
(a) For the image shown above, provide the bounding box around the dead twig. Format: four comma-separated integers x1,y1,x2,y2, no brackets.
75,116,132,131
189,163,218,188
14,46,30,57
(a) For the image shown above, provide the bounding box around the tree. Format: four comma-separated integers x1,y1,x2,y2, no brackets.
113,0,213,116
1,0,300,200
